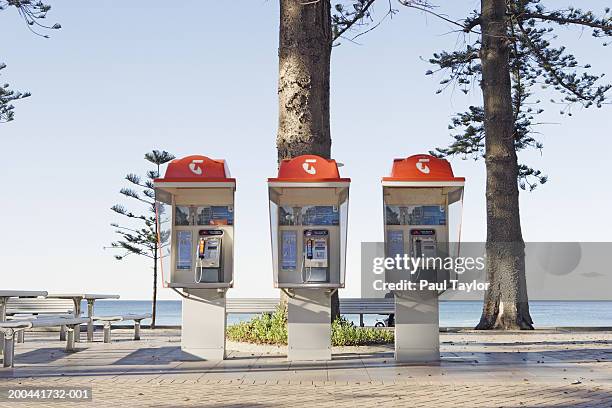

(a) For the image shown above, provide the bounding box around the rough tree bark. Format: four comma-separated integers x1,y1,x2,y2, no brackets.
277,0,340,321
476,0,533,330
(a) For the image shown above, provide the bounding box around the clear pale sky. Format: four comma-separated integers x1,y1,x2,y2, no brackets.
1,1,611,300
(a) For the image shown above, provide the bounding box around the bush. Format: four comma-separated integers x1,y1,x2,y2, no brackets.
227,307,394,346
331,316,394,346
226,306,288,345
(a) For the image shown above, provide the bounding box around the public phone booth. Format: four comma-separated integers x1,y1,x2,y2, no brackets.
154,155,235,360
268,155,349,361
382,154,464,362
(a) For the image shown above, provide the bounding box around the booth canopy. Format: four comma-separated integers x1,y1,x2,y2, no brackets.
382,154,465,187
156,155,234,184
154,155,236,204
268,155,350,187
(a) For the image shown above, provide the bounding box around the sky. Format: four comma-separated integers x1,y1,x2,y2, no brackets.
1,1,611,300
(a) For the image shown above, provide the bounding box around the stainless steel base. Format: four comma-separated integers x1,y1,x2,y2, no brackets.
287,289,332,361
394,291,440,363
181,288,226,361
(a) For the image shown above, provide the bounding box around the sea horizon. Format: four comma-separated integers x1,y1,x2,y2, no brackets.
90,300,612,328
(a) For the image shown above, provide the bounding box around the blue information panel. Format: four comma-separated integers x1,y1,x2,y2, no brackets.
196,206,234,225
279,206,339,226
177,230,192,270
302,206,339,226
387,230,405,258
281,230,297,270
385,205,446,226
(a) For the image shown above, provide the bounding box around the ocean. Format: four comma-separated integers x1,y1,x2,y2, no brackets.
90,300,612,328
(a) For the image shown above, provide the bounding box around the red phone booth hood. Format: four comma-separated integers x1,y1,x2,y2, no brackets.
155,155,235,186
268,155,350,184
382,154,465,187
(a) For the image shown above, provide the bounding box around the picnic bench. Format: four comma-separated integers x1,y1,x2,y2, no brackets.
5,297,75,343
94,313,152,343
1,316,89,368
47,294,120,342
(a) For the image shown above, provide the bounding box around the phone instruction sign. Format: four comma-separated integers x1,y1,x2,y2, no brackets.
281,230,297,270
177,230,193,270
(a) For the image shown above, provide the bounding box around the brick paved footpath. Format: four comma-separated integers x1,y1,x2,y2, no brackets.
0,329,610,407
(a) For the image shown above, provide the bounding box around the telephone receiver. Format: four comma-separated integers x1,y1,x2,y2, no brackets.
198,238,206,259
306,239,314,259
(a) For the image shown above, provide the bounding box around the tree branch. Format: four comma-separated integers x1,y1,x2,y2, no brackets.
516,21,591,102
518,12,612,33
333,0,377,41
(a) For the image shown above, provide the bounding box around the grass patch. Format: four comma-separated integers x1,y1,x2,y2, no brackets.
227,306,394,346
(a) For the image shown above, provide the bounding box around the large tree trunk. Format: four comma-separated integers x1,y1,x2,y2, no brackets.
475,0,533,330
277,0,339,321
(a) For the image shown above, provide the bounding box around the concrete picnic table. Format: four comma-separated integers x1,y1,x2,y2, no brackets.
46,294,120,342
0,290,48,353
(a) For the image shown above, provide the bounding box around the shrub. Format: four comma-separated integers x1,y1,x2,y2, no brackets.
331,316,394,346
227,307,394,346
226,306,288,345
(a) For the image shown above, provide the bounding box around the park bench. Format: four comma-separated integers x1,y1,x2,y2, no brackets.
225,298,395,326
93,313,152,343
5,297,76,343
1,316,90,368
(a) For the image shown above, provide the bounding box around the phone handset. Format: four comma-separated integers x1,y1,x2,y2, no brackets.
195,237,206,283
303,238,314,282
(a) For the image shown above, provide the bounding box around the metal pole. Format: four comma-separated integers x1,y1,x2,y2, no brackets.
3,331,14,368
0,298,6,354
66,327,75,352
103,323,111,343
134,321,141,341
87,299,95,342
72,298,81,342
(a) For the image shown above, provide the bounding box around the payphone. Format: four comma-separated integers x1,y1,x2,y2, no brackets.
382,154,464,362
196,230,223,283
268,155,350,361
155,155,236,361
303,229,329,282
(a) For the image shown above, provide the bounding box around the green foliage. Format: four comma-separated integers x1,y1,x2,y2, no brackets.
227,306,288,345
227,307,394,346
109,150,175,261
0,63,30,123
331,1,398,44
0,0,60,123
331,316,394,346
0,0,61,38
422,1,612,190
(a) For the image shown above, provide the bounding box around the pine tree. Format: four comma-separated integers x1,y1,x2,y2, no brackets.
277,0,382,320
0,1,60,123
402,0,612,329
109,150,175,328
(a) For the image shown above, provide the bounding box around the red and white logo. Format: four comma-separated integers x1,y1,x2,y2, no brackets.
416,158,430,174
189,159,204,175
302,159,317,175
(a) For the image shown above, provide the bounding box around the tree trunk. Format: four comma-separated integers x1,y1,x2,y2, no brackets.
152,247,158,329
277,0,339,321
475,0,533,330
